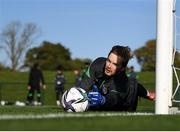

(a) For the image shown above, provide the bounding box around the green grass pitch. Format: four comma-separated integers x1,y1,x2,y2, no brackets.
0,71,180,130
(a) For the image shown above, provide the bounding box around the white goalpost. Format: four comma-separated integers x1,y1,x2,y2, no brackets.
156,0,174,114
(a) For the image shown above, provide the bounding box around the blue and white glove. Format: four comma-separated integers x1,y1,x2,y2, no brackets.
92,84,99,92
88,91,106,107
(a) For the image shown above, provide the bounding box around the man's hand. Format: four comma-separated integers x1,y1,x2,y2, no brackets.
147,91,155,101
43,84,46,89
27,85,31,90
88,91,106,107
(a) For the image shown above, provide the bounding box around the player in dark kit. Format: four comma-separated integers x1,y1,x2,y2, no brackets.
55,66,66,106
78,45,155,111
127,66,138,79
26,63,46,106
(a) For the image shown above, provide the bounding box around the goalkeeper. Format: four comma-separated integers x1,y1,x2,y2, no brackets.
78,45,155,111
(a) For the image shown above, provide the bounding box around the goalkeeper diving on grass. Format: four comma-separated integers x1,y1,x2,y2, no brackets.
77,45,155,112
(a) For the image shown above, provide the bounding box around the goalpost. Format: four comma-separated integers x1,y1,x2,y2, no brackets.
156,0,174,114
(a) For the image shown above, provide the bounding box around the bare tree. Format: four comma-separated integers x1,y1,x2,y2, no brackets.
0,21,40,71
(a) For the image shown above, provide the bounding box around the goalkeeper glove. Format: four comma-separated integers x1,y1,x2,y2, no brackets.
88,91,106,107
92,84,99,92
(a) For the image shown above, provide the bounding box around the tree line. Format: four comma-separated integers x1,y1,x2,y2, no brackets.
134,40,180,71
0,21,91,71
24,41,91,71
0,21,180,71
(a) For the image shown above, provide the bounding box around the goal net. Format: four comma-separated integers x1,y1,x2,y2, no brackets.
172,0,180,104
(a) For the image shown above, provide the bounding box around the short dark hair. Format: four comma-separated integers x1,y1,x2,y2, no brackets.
56,65,62,70
33,63,39,69
108,45,131,68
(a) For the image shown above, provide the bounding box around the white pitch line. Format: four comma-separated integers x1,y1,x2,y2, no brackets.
0,112,154,120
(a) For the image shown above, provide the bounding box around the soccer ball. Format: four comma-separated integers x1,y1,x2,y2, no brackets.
61,87,89,112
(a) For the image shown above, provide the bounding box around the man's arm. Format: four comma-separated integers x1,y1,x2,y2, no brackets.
40,70,46,89
88,88,125,108
79,57,106,91
137,83,155,100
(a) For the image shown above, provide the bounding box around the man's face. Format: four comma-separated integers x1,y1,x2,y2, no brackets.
57,70,62,74
104,53,121,76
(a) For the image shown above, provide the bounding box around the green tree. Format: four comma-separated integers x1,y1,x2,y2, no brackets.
71,58,92,71
24,41,72,70
134,40,156,71
24,41,91,71
0,63,10,71
134,39,180,71
174,51,180,67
